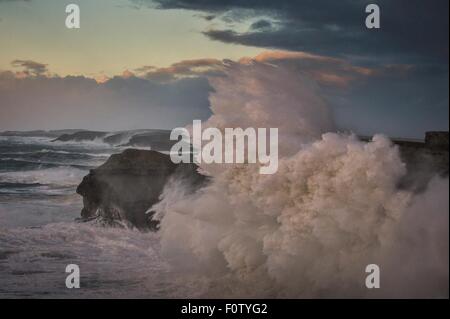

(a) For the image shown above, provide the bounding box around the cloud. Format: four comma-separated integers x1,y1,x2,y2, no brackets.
134,51,383,88
233,50,448,138
11,59,48,77
203,14,215,21
134,58,224,82
0,50,447,137
129,0,448,138
239,51,376,87
249,19,272,31
0,68,213,131
145,0,448,66
121,70,135,79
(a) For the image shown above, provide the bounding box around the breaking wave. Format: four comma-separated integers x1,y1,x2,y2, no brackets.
0,222,207,298
150,61,449,298
0,166,86,189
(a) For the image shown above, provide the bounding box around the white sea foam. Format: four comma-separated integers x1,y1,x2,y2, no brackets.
0,222,208,298
0,166,87,187
150,61,449,298
0,62,447,299
0,149,110,157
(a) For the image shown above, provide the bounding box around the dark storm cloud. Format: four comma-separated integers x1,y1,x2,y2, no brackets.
1,51,447,137
243,51,449,138
330,63,449,138
11,59,48,76
147,0,448,66
134,0,449,138
134,58,225,82
203,14,215,21
250,19,272,31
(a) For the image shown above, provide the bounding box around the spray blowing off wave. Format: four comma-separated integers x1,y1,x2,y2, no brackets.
201,61,334,156
151,62,449,298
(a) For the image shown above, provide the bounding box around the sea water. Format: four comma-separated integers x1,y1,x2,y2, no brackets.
0,135,208,298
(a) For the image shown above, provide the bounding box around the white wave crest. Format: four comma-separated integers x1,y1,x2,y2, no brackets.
150,62,449,298
0,166,87,187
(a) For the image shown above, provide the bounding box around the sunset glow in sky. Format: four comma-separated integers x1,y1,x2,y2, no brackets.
0,0,448,138
0,0,264,76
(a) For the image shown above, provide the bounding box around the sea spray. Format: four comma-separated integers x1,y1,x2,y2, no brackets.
150,61,449,298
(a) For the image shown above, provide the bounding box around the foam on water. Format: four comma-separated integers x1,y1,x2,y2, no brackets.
0,62,448,298
150,62,449,298
0,133,205,298
0,222,209,298
0,167,86,188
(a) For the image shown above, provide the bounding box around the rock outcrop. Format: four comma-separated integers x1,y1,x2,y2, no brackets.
358,132,448,190
425,131,449,151
76,149,205,230
394,132,448,190
76,132,448,230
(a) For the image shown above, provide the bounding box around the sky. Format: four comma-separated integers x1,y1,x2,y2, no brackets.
0,0,448,138
0,0,263,76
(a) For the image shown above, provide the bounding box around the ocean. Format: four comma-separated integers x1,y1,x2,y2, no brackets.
0,132,447,298
0,135,207,298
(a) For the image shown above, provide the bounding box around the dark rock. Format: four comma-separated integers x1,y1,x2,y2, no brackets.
76,131,447,230
356,132,447,190
393,132,448,190
76,149,205,230
425,131,449,150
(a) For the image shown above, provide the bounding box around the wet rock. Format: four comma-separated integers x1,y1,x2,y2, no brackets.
394,132,448,190
76,149,205,230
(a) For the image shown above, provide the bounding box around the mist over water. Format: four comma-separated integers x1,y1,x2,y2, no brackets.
152,62,449,298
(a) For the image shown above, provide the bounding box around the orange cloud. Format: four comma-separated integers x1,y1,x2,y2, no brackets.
134,58,223,82
94,74,110,84
122,70,135,79
10,59,48,77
